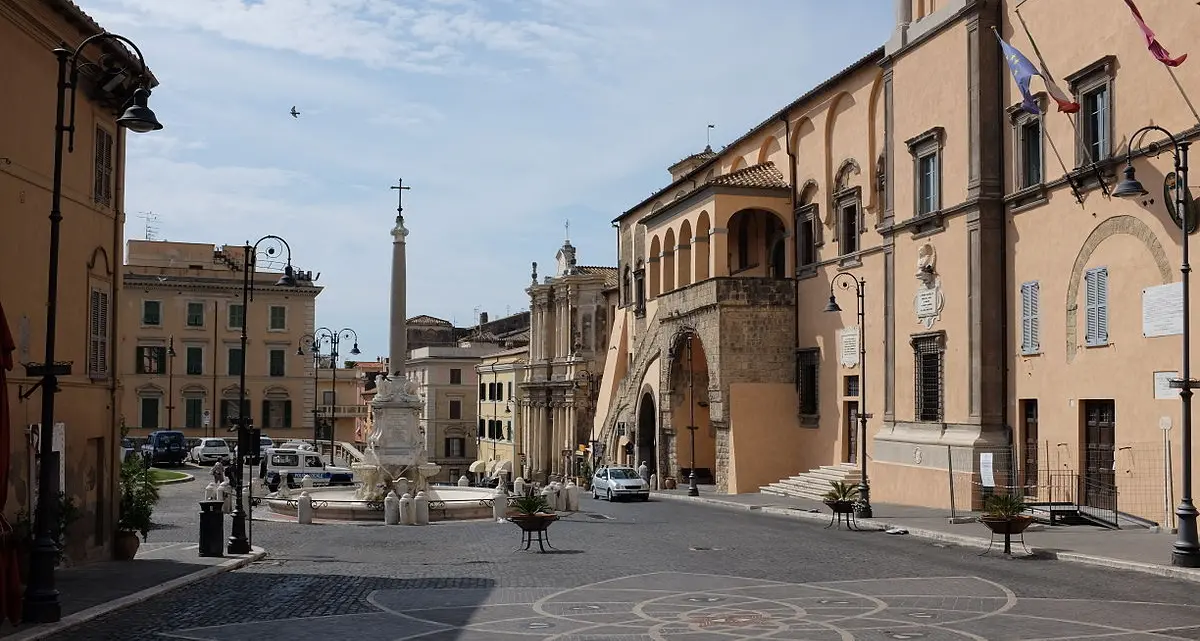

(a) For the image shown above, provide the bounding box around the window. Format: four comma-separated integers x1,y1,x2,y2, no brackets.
797,349,820,419
322,390,335,406
186,302,205,327
844,375,860,397
227,304,244,329
838,200,859,256
228,348,244,376
507,381,513,399
93,127,114,206
184,397,204,429
487,419,496,439
264,399,292,429
1021,399,1039,490
268,306,287,330
136,346,166,374
449,399,462,419
633,261,647,316
186,346,204,375
1018,117,1043,188
139,396,159,429
88,287,110,378
506,421,513,441
497,382,504,402
487,382,495,401
912,333,945,422
269,349,286,377
445,437,465,458
795,206,817,269
220,398,251,429
1084,266,1109,346
477,418,485,438
1020,281,1041,355
906,127,944,217
450,369,462,385
142,300,161,326
1067,57,1115,167
622,265,632,306
479,383,486,400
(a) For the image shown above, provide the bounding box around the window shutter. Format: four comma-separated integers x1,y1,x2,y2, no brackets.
1085,267,1108,346
1029,281,1040,352
135,347,145,374
1020,281,1040,354
1085,269,1099,345
284,400,292,428
262,400,269,430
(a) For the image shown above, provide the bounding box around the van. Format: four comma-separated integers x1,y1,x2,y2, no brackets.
141,430,188,467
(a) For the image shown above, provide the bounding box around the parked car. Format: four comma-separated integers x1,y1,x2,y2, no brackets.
263,448,354,491
120,438,137,463
190,437,232,465
591,466,649,501
235,436,275,466
278,440,316,451
141,430,188,467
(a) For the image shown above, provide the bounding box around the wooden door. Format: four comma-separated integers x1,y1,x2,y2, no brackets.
1022,400,1038,491
1083,400,1116,508
845,402,859,464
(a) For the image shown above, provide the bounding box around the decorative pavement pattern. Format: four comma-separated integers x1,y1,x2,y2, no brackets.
158,572,1200,640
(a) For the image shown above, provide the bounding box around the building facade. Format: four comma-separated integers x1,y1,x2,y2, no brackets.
595,0,1200,526
524,239,616,482
475,346,527,481
306,362,366,448
119,240,321,440
408,342,502,483
0,0,157,563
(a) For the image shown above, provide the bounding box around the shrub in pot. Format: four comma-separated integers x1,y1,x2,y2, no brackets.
822,481,860,514
116,456,160,560
979,493,1033,535
511,494,553,517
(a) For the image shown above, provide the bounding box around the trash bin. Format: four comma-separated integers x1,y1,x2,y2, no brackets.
198,500,225,558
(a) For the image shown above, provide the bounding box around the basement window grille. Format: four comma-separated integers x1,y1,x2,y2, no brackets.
912,333,944,422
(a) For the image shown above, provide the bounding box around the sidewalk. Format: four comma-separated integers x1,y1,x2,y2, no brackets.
653,487,1200,583
0,541,264,641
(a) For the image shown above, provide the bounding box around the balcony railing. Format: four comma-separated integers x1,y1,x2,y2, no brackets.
317,404,370,418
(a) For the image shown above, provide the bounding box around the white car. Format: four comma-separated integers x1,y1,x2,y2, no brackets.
264,448,354,489
591,466,650,502
190,437,232,465
279,440,316,451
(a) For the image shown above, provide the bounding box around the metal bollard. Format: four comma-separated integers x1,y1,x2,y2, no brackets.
414,491,430,525
198,500,225,557
297,491,313,525
384,491,401,525
492,487,508,521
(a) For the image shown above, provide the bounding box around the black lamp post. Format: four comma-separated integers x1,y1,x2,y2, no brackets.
21,31,162,624
166,336,176,428
824,273,872,518
1112,126,1200,568
296,335,321,452
686,334,700,497
229,236,297,555
300,328,360,465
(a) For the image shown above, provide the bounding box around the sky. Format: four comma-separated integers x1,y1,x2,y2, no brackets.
85,0,895,361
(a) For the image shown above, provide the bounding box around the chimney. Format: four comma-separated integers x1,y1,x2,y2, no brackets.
479,311,489,325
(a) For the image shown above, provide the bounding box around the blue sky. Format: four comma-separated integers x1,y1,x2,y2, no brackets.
86,0,894,360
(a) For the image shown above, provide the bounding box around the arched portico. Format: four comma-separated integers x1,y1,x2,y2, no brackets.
637,390,658,477
725,208,788,277
668,329,715,484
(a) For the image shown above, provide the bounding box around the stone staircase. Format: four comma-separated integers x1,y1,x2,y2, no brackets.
597,309,662,446
759,463,862,501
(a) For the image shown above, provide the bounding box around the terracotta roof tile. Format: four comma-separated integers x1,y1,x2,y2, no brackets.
578,266,619,289
407,314,452,326
668,145,717,171
707,161,789,190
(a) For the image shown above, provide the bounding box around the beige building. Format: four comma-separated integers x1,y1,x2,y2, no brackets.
524,240,617,482
120,240,321,440
595,0,1200,526
0,0,157,563
304,362,367,448
409,342,502,483
475,346,527,480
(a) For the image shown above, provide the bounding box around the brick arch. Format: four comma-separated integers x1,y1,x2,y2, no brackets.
1065,215,1173,362
662,228,677,292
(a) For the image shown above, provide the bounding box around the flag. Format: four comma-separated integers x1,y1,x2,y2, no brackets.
1123,0,1186,67
995,31,1043,114
1014,13,1081,113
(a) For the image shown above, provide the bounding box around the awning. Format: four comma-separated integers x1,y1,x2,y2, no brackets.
492,460,513,474
469,460,488,474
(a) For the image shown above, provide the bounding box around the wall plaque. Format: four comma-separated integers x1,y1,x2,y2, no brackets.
1155,371,1181,400
1143,282,1183,338
839,326,860,368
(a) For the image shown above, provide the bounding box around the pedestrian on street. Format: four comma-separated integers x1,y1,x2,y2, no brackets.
638,461,650,485
211,460,225,484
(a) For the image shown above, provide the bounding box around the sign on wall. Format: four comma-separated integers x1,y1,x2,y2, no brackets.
839,327,860,368
1155,371,1181,400
1143,282,1184,338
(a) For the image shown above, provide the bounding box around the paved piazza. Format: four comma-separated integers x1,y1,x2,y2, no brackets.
45,484,1200,639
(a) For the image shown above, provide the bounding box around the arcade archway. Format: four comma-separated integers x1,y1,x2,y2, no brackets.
669,330,715,484
637,391,657,476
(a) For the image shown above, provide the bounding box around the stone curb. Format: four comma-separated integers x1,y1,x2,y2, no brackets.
4,546,266,641
154,473,196,486
651,492,1200,584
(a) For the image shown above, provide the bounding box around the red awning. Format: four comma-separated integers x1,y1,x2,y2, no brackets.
0,302,22,624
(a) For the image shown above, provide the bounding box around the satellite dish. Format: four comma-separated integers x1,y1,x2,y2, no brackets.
1163,172,1198,234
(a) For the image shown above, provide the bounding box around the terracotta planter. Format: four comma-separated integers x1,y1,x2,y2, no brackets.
980,515,1033,535
509,513,558,533
113,531,141,560
823,500,857,515
664,477,677,490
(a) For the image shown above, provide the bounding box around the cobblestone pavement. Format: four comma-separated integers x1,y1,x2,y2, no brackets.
45,488,1200,639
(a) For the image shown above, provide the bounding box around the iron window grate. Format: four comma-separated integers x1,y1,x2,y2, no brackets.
913,335,943,422
797,349,820,416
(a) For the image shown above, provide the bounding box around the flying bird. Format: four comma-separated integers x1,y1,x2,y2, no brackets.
290,106,300,118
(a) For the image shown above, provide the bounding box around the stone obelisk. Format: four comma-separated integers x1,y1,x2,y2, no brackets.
388,179,410,376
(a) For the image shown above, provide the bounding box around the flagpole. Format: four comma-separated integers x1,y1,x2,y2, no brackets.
1167,68,1200,126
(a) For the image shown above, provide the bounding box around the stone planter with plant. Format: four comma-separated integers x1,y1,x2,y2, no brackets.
116,456,160,560
822,481,860,515
979,493,1033,535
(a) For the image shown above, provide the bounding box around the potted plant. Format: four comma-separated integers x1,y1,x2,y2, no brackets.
822,481,860,515
7,492,80,582
116,456,160,560
979,493,1033,535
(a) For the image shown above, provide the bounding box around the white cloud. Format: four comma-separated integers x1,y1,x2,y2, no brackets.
81,0,894,355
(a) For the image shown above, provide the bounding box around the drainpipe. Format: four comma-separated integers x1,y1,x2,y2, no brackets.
781,114,800,398
109,128,126,546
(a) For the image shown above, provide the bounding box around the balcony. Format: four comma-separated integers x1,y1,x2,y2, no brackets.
656,277,795,318
317,405,370,418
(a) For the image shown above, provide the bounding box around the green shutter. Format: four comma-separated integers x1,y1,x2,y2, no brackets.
283,400,292,428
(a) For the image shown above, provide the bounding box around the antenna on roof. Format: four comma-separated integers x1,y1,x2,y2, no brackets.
138,211,159,241
707,123,715,148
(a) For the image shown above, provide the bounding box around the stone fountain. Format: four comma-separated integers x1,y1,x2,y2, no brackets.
352,372,440,500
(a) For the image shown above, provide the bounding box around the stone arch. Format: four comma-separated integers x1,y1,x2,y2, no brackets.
833,157,862,194
87,246,112,275
730,156,747,172
662,228,677,292
726,208,789,274
756,136,782,165
674,190,687,201
866,69,886,217
824,91,857,222
651,201,664,212
798,180,819,205
648,235,662,298
787,116,815,156
694,211,712,281
677,219,693,288
1065,215,1173,362
703,168,715,183
636,385,658,476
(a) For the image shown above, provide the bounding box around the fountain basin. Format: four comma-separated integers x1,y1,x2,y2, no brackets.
263,485,506,522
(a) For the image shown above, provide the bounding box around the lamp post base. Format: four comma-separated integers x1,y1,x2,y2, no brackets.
854,482,873,519
228,506,251,555
1172,500,1200,567
22,543,61,623
687,472,699,497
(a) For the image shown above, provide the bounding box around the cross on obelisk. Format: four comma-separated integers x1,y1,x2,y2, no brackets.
564,219,570,242
390,178,411,223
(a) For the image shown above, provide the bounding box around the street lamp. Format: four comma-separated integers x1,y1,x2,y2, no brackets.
229,236,298,556
824,273,872,518
296,335,321,453
1112,125,1200,568
686,334,699,497
21,30,162,624
166,336,176,428
299,328,360,465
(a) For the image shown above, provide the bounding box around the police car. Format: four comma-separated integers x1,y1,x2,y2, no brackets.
263,448,354,490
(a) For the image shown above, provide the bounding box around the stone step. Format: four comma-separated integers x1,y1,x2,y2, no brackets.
760,484,826,501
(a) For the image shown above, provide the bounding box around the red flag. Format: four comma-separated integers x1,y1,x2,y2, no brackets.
1123,0,1186,67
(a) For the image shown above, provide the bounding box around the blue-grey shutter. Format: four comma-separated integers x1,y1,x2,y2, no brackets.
1027,281,1040,353
1085,267,1108,346
1020,283,1032,353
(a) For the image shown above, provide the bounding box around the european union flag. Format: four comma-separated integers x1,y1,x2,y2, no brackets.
996,33,1042,115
